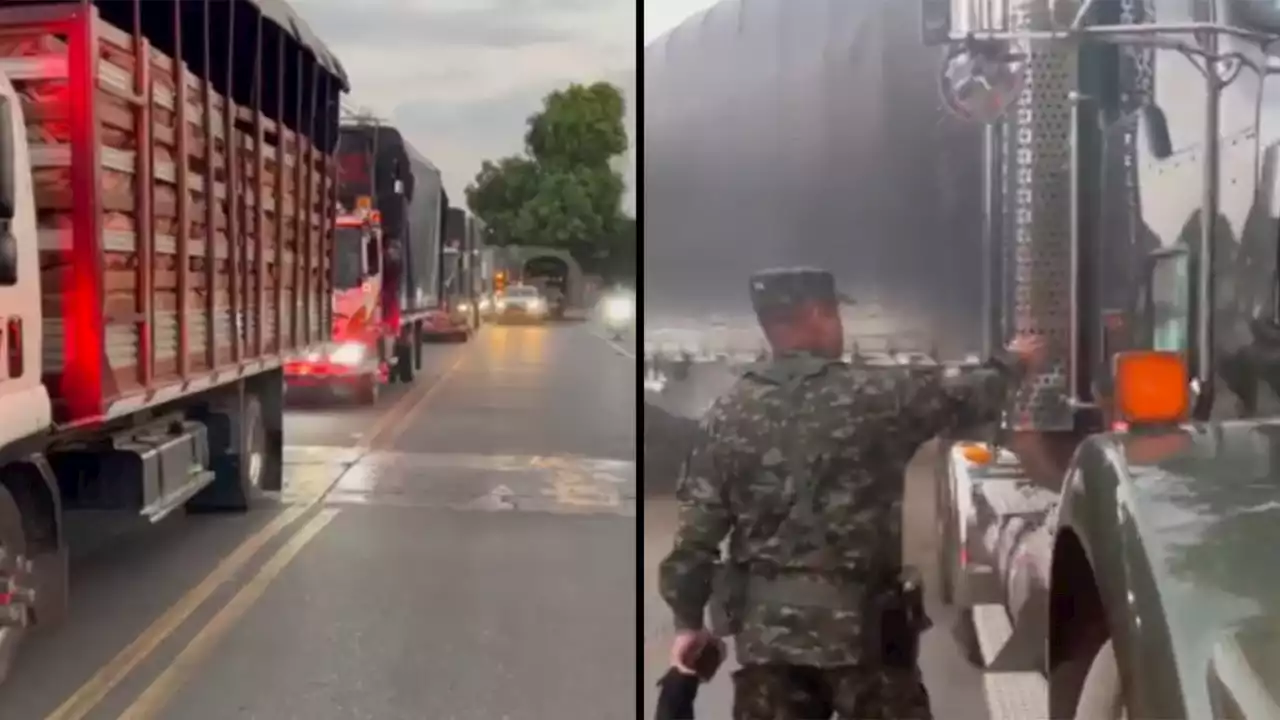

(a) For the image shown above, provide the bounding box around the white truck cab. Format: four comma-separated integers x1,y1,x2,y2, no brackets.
0,70,53,451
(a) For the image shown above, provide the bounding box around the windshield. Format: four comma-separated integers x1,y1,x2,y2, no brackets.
505,287,538,298
333,228,363,290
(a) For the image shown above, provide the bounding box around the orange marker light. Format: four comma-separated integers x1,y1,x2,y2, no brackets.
1112,350,1190,426
958,442,994,465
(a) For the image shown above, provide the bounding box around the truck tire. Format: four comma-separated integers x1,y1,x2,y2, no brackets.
356,374,379,405
0,484,30,686
188,393,271,512
1073,639,1125,720
394,339,415,384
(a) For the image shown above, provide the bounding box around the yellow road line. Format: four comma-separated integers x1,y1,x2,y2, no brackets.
117,509,340,720
368,353,466,450
43,505,308,720
47,343,466,720
356,360,445,449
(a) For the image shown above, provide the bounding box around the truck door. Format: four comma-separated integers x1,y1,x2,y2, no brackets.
0,80,51,445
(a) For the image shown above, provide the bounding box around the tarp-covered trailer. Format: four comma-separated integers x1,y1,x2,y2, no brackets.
335,122,443,320
421,206,473,341
0,0,348,684
643,0,986,362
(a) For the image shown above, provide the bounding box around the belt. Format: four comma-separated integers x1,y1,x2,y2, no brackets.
745,575,864,610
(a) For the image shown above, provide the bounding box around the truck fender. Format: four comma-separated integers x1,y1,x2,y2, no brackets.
1050,436,1181,717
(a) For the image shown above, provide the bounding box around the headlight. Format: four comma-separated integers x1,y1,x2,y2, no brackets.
496,299,508,310
479,298,492,311
328,342,366,366
529,299,545,312
457,302,471,313
603,297,634,321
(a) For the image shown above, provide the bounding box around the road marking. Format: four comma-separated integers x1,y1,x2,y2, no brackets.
593,330,635,359
534,456,623,509
369,352,467,450
43,506,310,720
45,373,412,720
117,509,340,720
356,353,458,449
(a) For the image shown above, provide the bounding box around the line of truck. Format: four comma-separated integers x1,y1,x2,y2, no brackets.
0,0,493,683
282,117,487,403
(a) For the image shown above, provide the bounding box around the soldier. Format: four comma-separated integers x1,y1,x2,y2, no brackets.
658,266,1044,719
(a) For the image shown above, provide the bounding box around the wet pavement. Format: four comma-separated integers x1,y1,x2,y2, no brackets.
0,321,637,720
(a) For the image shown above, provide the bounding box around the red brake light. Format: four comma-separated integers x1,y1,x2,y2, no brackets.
6,317,22,378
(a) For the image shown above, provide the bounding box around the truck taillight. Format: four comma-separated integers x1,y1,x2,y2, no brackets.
6,317,21,378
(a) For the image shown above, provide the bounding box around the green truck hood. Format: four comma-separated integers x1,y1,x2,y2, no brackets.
1115,419,1280,717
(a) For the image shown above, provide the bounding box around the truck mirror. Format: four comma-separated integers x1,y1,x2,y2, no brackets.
0,228,15,285
1140,105,1173,160
0,95,14,220
920,0,952,46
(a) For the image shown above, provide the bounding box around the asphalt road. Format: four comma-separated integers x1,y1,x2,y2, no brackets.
0,319,637,720
642,440,989,720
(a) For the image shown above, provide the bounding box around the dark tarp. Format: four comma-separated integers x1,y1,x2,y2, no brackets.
338,124,444,312
249,0,349,89
643,0,985,357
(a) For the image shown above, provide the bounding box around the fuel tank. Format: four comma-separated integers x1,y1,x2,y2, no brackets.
643,0,986,356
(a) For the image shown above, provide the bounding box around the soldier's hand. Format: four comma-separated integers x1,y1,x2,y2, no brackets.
1007,334,1047,371
670,629,713,675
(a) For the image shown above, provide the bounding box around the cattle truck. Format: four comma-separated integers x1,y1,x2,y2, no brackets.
457,213,487,330
427,206,476,341
290,118,450,401
0,0,346,683
924,0,1280,717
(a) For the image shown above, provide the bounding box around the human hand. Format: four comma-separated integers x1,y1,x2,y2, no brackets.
1007,334,1048,371
670,629,713,675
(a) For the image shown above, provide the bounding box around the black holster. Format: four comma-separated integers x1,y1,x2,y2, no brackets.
708,562,746,637
876,569,932,669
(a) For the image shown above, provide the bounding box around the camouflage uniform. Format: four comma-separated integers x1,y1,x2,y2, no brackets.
657,268,1025,720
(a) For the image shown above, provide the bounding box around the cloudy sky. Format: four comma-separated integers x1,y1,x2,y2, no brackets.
292,0,636,210
644,0,722,44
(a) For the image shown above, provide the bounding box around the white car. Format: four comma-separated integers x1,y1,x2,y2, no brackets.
494,286,547,323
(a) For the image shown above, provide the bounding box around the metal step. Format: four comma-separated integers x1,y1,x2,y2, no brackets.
979,480,1059,518
973,603,1048,720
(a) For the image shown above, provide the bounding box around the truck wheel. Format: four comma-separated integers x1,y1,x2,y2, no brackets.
356,375,379,405
0,484,31,686
395,340,416,383
412,323,424,371
189,394,271,512
1073,640,1125,720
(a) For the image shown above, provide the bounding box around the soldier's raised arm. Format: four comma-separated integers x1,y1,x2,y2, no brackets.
896,336,1045,441
658,398,734,633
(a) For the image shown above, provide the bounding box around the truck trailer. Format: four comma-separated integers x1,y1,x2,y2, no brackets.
0,0,347,683
642,0,985,444
315,119,453,389
429,206,478,340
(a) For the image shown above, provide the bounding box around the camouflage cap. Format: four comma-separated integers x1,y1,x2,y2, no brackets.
749,267,837,317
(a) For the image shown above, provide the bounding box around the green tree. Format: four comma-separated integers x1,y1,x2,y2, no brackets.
464,156,540,247
465,81,630,266
525,82,627,170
